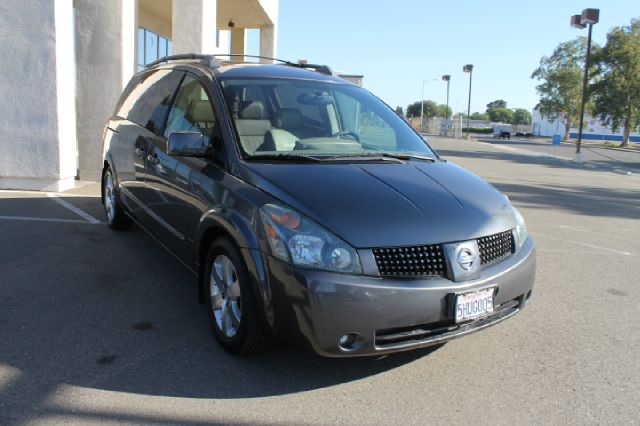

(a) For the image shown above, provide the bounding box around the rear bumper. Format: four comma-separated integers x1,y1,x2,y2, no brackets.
265,237,536,357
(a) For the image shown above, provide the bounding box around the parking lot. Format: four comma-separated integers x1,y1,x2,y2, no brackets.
1,136,639,424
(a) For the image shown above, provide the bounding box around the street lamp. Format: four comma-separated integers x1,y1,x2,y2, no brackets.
420,78,438,133
442,75,451,136
571,8,599,163
463,64,473,139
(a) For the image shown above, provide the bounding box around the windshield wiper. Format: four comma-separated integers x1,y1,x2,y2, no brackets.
325,153,436,163
245,153,322,162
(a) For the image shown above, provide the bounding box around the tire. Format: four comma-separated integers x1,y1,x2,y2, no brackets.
204,237,273,354
102,167,132,230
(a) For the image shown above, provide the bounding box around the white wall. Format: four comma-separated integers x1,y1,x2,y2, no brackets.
0,0,77,191
172,0,220,54
532,109,640,139
75,0,138,182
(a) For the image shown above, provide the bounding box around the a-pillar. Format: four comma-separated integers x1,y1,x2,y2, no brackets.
0,0,77,191
172,0,218,54
75,0,138,181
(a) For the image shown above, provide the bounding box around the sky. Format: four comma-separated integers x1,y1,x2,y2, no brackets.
246,0,639,115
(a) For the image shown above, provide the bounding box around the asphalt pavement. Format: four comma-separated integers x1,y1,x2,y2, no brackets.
1,138,639,424
476,136,640,174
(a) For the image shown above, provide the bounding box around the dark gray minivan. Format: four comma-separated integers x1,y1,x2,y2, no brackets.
101,54,535,357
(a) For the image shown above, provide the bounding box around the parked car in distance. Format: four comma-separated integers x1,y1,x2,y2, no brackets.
101,54,536,357
493,123,512,140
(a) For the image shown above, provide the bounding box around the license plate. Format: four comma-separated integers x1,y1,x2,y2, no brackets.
455,287,495,323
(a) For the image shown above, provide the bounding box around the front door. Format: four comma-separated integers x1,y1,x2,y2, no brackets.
145,74,227,265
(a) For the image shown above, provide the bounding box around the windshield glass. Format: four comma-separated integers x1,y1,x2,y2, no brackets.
219,77,437,160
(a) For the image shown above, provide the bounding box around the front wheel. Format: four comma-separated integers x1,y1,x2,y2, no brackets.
102,167,132,230
205,237,273,354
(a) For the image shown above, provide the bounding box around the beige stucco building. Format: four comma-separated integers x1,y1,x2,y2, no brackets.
0,0,279,191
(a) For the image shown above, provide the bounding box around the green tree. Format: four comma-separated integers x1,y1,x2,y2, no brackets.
512,108,532,125
591,18,640,147
531,37,596,139
436,104,452,118
406,100,437,118
487,107,514,123
486,100,507,110
470,112,489,120
395,106,404,116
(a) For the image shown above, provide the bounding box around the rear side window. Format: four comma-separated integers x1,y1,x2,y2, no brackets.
117,70,184,135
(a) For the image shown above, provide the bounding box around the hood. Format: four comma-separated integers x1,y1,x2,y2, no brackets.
241,160,515,248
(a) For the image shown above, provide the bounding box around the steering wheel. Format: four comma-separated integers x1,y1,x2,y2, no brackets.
331,130,360,142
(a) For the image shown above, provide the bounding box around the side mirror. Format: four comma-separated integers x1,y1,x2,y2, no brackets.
167,131,208,157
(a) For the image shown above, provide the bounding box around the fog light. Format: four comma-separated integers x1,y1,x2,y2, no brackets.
338,332,363,351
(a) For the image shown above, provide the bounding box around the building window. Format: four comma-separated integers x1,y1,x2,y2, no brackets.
137,28,172,71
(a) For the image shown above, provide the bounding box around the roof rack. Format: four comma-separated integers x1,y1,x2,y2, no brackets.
145,53,336,76
145,53,217,68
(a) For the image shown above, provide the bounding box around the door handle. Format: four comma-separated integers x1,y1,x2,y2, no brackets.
147,154,159,165
135,147,145,156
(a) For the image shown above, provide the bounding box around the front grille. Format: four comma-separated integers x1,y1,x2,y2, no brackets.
372,230,514,278
477,230,514,265
372,245,446,277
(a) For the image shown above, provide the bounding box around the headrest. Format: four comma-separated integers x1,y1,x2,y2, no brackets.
277,109,303,129
190,100,214,122
239,101,266,120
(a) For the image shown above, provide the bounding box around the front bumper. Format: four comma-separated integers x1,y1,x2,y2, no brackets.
265,237,536,357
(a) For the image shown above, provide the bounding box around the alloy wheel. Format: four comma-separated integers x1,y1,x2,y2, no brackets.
210,255,242,337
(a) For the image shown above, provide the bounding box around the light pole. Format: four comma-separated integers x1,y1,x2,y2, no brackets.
571,8,599,163
420,78,438,133
442,75,451,136
463,64,473,139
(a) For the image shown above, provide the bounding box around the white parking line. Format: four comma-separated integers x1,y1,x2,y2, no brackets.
0,215,94,224
0,189,100,198
46,193,101,224
557,225,639,244
534,232,632,255
537,249,627,256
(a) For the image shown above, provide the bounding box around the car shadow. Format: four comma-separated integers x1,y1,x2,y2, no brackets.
0,195,441,423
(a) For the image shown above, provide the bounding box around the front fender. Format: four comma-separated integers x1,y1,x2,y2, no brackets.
195,209,275,329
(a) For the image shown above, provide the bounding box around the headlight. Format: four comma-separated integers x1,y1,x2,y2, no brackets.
512,206,528,250
259,204,362,274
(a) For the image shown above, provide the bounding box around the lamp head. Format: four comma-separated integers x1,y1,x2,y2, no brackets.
463,64,473,73
442,75,450,81
581,8,599,25
571,14,586,29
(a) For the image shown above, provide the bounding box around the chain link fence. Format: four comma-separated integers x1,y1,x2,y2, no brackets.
408,117,532,138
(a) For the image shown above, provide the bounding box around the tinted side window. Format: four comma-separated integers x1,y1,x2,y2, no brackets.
117,70,184,135
164,76,216,146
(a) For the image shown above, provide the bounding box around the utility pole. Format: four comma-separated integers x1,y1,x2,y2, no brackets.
463,64,473,139
442,75,451,136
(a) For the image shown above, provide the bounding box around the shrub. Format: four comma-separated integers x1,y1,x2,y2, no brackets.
461,127,493,134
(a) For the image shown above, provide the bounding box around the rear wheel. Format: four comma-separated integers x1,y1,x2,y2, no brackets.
102,167,132,230
205,237,273,354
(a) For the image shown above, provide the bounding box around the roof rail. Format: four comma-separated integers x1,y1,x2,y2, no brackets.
145,53,336,76
145,53,220,68
213,54,336,76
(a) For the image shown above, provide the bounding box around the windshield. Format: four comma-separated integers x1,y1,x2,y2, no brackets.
219,77,437,160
